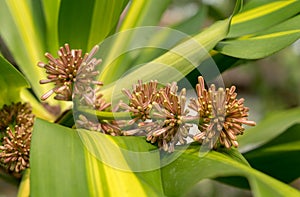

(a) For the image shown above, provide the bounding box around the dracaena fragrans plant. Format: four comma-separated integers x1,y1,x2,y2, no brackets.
1,0,300,197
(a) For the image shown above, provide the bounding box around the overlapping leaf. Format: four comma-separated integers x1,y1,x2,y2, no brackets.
244,124,300,184
161,144,300,197
98,0,172,84
238,108,300,153
58,0,129,52
30,119,164,197
30,119,300,197
0,56,29,106
0,1,48,100
215,0,300,59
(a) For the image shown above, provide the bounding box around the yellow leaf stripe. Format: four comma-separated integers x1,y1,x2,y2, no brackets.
79,130,149,197
251,30,300,40
5,0,45,78
237,30,300,40
232,1,296,24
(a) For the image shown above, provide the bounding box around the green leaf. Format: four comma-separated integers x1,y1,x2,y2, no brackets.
161,144,300,197
58,0,129,52
118,0,171,30
0,0,49,99
229,0,300,37
40,0,61,54
99,0,243,101
0,56,29,106
98,0,172,84
30,118,164,196
238,108,300,153
31,119,89,196
244,124,300,183
216,14,300,59
17,169,30,197
99,18,232,102
181,51,240,88
172,5,208,36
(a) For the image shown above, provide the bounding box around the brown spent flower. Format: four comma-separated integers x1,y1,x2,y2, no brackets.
189,76,256,149
38,44,102,101
0,102,34,177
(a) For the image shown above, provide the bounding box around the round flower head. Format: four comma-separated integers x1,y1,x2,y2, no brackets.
145,82,196,152
0,102,34,177
189,76,256,149
120,80,160,125
38,44,102,101
0,102,34,131
0,126,31,176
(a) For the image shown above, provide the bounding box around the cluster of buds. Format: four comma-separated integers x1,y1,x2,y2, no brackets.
121,81,196,152
38,44,121,135
38,43,102,102
0,102,34,177
120,78,255,152
38,44,256,153
189,77,256,149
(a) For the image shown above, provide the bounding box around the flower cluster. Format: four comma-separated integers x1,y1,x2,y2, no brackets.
0,102,34,177
119,77,256,152
38,44,121,135
189,76,256,149
121,81,197,152
38,44,256,153
38,44,102,101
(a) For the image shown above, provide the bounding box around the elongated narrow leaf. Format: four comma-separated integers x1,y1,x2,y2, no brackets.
40,0,61,54
0,56,29,106
17,169,30,197
238,107,300,153
99,0,242,100
216,14,300,59
118,0,171,30
229,0,300,37
99,0,172,84
31,119,164,196
244,124,300,183
58,0,129,52
99,18,231,102
0,1,49,100
161,144,300,197
172,5,208,36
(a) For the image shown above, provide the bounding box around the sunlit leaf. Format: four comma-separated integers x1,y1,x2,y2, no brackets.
0,0,48,99
17,169,30,197
30,118,164,197
229,0,300,37
0,56,29,106
99,0,172,84
99,18,231,102
216,14,300,59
